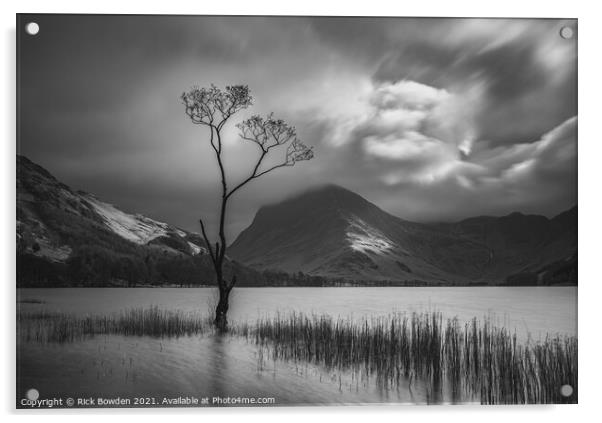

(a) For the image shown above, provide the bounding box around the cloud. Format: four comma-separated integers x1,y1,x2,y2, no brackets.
19,15,577,237
374,116,576,220
311,73,576,220
314,79,479,186
370,19,577,148
370,81,450,110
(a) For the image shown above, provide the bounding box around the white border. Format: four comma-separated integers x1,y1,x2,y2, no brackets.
2,1,600,422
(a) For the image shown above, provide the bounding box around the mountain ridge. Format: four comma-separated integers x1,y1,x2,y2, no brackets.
230,184,576,285
17,155,205,259
16,156,576,287
16,155,269,287
251,183,574,229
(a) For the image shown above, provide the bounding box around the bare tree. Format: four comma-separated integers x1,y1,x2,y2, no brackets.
181,84,314,331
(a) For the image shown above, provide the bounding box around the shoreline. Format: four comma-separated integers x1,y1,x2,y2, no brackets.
16,283,578,289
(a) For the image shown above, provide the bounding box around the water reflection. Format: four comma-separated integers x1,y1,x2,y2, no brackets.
207,334,227,398
16,286,578,406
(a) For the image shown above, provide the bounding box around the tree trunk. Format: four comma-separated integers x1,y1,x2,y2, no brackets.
214,286,230,332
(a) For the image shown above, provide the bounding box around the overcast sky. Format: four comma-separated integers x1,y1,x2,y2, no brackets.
19,15,577,239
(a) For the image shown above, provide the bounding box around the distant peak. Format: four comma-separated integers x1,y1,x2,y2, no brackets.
552,205,577,223
314,183,358,194
17,155,59,182
298,183,351,194
270,183,367,206
507,211,525,218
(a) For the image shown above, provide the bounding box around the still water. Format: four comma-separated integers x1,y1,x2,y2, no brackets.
17,287,577,406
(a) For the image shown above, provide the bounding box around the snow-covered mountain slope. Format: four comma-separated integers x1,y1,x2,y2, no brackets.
84,195,171,245
82,193,206,256
17,156,576,286
17,155,204,262
346,216,396,254
229,184,577,284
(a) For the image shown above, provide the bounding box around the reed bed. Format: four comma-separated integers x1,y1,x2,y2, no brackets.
18,306,212,343
17,298,45,304
246,312,577,404
18,307,577,404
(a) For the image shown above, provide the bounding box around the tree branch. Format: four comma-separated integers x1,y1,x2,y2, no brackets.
255,161,292,178
225,120,313,200
226,150,268,199
199,218,217,265
181,86,313,300
227,275,237,291
208,125,220,157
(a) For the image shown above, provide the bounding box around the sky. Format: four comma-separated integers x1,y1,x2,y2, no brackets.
18,15,577,240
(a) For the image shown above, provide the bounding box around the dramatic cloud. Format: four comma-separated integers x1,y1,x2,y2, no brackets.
369,19,577,148
304,74,576,220
339,79,478,185
18,15,577,238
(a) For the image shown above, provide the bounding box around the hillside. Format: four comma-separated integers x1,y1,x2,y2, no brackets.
17,156,576,287
229,185,577,285
16,155,259,287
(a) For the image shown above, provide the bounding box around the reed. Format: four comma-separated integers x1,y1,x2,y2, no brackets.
246,312,577,404
18,306,212,343
18,307,577,404
17,298,45,304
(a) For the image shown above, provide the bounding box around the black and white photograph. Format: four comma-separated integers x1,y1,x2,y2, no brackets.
15,14,577,408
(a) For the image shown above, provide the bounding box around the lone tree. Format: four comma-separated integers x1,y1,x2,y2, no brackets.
181,85,314,331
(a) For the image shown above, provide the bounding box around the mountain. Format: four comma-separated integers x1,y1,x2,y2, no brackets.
17,156,576,287
229,185,577,285
17,155,205,260
16,155,262,287
438,206,577,283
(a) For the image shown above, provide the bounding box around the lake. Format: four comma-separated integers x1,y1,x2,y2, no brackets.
17,287,577,406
